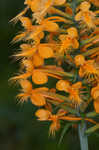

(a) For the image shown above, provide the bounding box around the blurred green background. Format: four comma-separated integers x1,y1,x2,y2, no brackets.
0,0,99,150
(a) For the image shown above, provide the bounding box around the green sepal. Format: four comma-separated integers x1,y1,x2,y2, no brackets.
58,123,72,145
85,124,99,134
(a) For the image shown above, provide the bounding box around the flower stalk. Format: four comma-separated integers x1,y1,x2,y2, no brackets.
78,122,88,150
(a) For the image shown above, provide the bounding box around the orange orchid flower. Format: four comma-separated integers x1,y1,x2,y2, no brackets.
17,79,48,106
56,80,83,105
75,1,96,28
15,43,54,61
35,108,82,135
13,16,59,43
32,68,62,85
59,27,79,54
24,0,66,23
74,55,99,82
91,84,99,113
10,64,64,85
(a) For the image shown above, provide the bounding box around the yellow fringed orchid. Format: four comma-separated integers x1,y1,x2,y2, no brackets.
74,55,99,82
75,1,96,28
91,84,99,113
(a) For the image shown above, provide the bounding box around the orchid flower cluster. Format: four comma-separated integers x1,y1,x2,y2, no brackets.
11,0,99,141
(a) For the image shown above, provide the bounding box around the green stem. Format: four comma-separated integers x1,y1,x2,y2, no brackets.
78,122,88,150
51,7,73,20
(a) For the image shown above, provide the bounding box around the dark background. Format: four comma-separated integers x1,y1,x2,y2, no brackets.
0,0,99,150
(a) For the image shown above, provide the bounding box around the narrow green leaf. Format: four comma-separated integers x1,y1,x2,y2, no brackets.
47,99,78,115
62,106,78,114
85,124,99,134
86,112,98,118
58,123,72,145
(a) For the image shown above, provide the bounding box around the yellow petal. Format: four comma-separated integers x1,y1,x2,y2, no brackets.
35,109,51,120
32,70,48,84
31,93,46,106
38,45,54,58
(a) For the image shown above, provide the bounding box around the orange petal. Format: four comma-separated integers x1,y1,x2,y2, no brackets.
65,6,73,15
54,0,66,5
17,93,30,103
75,12,82,21
56,80,70,91
19,80,32,92
44,21,59,32
34,87,49,92
60,116,82,121
72,82,82,89
20,44,31,50
21,59,34,72
33,53,44,67
94,100,99,113
31,92,46,106
20,17,32,29
35,109,51,120
30,0,40,12
72,39,79,49
67,27,78,38
10,7,28,24
49,121,60,136
38,45,54,58
74,55,85,66
15,47,37,58
32,70,48,84
9,72,31,82
12,32,27,43
80,1,91,11
91,85,99,100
